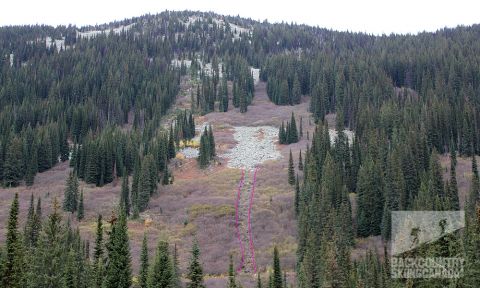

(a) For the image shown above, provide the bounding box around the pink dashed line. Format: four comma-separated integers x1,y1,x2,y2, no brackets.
248,167,258,273
235,169,246,272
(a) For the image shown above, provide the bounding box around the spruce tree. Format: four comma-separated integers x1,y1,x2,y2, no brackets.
289,113,298,143
104,210,132,288
93,215,104,288
298,150,303,171
139,234,149,288
168,125,176,160
198,129,210,169
447,150,460,210
3,137,24,187
272,246,282,288
256,273,262,288
63,171,79,213
187,239,205,288
208,125,215,157
228,254,237,288
172,244,181,288
77,190,85,221
148,240,173,288
24,194,36,248
1,193,23,288
120,169,130,216
295,175,300,216
288,150,295,185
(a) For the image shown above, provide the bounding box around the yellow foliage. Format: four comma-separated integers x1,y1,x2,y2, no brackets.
179,139,200,148
144,218,153,227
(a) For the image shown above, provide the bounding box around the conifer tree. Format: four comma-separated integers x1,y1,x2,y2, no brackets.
139,234,149,288
299,117,303,139
131,158,140,219
289,113,298,143
162,162,170,185
272,246,282,288
187,239,205,288
221,77,229,112
288,150,295,185
32,198,65,287
356,157,384,237
77,190,85,221
63,171,79,213
295,175,300,216
104,210,132,288
148,240,173,288
198,129,210,169
120,169,130,216
24,194,37,248
93,215,104,288
208,125,215,157
172,244,181,288
3,137,24,187
168,125,176,160
447,150,460,210
256,273,262,288
228,254,237,288
298,150,303,171
1,193,23,288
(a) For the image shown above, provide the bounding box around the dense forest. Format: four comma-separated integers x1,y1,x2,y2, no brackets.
1,10,480,287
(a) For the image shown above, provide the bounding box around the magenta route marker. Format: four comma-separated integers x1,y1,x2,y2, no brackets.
248,167,258,273
235,169,246,272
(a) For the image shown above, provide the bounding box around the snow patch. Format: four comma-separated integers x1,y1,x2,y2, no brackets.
328,129,355,145
77,23,135,39
46,37,65,52
9,53,13,67
250,68,260,85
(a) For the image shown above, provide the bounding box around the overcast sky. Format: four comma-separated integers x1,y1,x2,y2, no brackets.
1,0,479,35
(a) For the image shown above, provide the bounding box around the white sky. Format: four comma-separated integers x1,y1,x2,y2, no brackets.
1,0,479,35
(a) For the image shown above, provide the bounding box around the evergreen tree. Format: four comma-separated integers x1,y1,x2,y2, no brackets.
93,215,104,288
1,193,23,288
289,113,298,143
3,137,24,187
228,254,237,288
32,198,65,287
298,150,303,171
272,246,282,288
168,125,176,160
198,128,210,169
356,157,384,237
121,169,130,216
447,150,460,210
172,244,181,288
221,77,229,112
288,150,295,185
23,194,37,248
187,239,205,288
148,240,173,288
104,210,132,288
139,234,149,288
63,171,79,213
77,190,85,221
295,175,300,216
208,125,215,157
256,273,262,288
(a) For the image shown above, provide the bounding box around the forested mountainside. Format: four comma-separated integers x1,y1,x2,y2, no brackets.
1,10,480,288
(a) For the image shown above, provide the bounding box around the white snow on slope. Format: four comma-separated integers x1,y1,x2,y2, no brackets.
328,129,355,145
46,37,65,52
77,23,135,39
